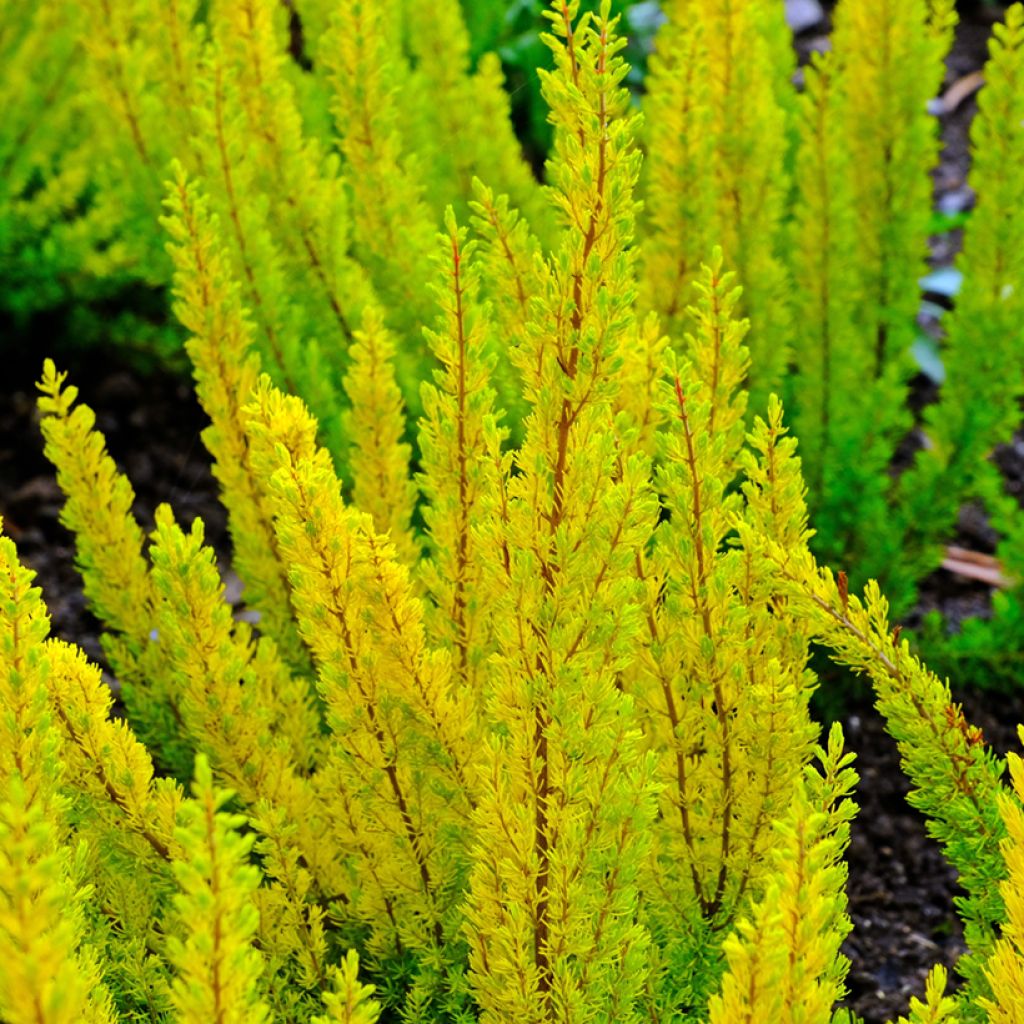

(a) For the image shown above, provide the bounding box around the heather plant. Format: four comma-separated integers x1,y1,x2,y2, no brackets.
910,7,1024,686
643,0,1024,627
6,0,1024,681
1,0,549,402
458,0,660,161
6,5,1024,1023
794,2,1024,620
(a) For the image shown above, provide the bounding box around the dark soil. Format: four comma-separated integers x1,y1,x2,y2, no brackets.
0,344,226,667
0,8,1019,1024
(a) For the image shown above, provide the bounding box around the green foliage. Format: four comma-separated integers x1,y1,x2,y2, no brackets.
642,0,793,411
8,0,1024,1020
745,528,1010,1019
6,0,1024,685
457,0,656,163
641,0,1024,678
166,756,269,1024
905,5,1024,679
775,0,956,613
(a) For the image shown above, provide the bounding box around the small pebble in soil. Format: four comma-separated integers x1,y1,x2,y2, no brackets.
786,0,826,34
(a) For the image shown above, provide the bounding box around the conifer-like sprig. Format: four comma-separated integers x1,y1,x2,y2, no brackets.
210,0,356,346
162,167,312,673
465,7,659,1020
640,0,792,405
41,639,179,865
746,532,1009,1016
36,361,154,651
639,0,713,325
0,530,57,794
322,0,436,335
787,49,864,506
149,502,320,780
147,505,336,898
0,529,115,1024
539,0,641,387
1,529,181,1016
194,38,301,392
830,0,955,378
648,264,750,915
314,951,382,1024
890,966,959,1024
0,775,115,1024
37,360,192,776
242,378,473,957
468,179,547,435
633,259,817,1012
342,304,419,566
166,755,269,1024
205,0,373,459
137,0,207,180
978,727,1024,1023
418,209,504,697
708,724,856,1024
402,0,550,236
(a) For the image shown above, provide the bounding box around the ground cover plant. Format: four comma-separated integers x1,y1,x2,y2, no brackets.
3,0,1023,679
4,0,1024,1022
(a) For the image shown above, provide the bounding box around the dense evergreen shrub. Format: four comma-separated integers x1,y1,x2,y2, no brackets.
4,2,1024,1021
3,0,1022,670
